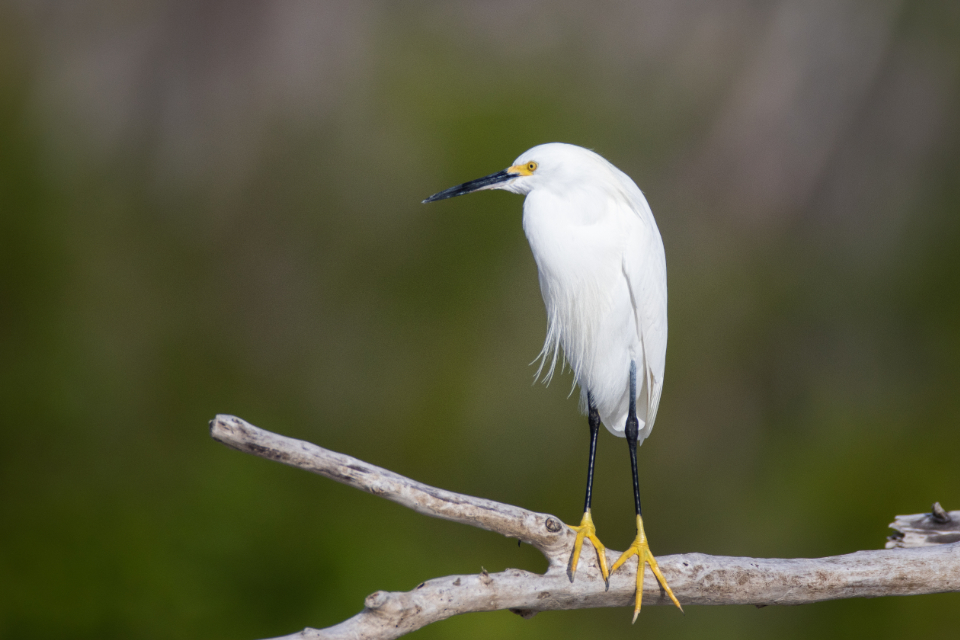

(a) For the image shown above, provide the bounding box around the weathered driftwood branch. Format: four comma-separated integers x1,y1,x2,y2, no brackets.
209,415,960,640
887,502,960,548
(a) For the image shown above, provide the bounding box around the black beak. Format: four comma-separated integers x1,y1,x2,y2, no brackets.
422,169,515,203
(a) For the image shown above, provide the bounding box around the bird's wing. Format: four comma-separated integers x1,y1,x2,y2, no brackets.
621,204,668,435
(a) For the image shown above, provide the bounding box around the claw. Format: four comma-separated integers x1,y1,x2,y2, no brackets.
611,515,682,622
567,510,610,585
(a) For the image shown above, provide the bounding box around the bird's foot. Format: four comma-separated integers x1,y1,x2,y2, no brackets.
567,509,610,586
611,514,683,622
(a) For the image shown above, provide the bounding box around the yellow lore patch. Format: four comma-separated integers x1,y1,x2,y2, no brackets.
508,161,538,176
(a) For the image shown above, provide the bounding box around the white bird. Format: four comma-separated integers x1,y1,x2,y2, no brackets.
424,142,681,621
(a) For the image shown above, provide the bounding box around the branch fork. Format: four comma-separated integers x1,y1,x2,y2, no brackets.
209,415,960,640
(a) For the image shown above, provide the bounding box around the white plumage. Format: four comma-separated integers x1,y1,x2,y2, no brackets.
503,143,667,441
424,142,681,619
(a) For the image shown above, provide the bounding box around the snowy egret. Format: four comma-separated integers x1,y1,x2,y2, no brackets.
424,143,681,620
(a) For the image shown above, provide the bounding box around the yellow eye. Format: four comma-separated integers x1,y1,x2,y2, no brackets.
509,160,539,176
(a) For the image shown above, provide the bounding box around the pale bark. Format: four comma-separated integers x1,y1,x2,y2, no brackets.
209,414,960,640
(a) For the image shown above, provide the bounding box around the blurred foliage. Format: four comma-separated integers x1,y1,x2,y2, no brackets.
1,2,959,639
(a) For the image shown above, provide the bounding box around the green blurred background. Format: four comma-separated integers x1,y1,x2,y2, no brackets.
2,1,959,638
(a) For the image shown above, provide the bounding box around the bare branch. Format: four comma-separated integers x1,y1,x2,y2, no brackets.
209,414,570,561
209,415,960,640
887,502,960,548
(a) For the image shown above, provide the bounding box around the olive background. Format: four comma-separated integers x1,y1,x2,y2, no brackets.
2,2,959,639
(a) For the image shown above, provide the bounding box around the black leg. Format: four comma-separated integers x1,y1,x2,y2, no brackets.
612,360,684,618
625,361,642,518
568,392,610,584
582,393,601,514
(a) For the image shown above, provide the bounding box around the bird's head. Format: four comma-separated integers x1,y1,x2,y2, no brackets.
422,143,605,203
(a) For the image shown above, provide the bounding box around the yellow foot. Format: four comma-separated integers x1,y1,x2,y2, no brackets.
567,509,610,585
611,515,683,622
